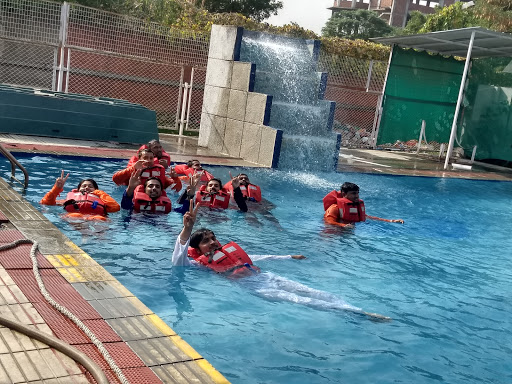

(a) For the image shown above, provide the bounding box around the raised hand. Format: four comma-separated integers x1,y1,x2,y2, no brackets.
133,160,147,171
168,165,178,179
127,169,142,195
159,158,169,168
55,170,69,189
230,171,241,189
180,200,201,244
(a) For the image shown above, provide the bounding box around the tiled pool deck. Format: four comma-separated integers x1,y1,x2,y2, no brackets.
0,133,511,383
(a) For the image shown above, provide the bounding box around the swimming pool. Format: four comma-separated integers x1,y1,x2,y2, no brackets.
3,154,512,384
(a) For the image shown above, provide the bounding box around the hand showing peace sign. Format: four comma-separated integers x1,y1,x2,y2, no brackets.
180,200,201,244
55,170,69,189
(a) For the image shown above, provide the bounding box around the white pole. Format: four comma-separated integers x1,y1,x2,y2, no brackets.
185,68,194,132
365,60,374,92
371,44,394,148
64,48,71,93
175,67,184,131
52,48,57,91
179,83,189,136
57,2,69,93
416,120,426,154
471,145,477,163
444,30,475,170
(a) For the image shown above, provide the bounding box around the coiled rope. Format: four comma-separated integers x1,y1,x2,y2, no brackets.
0,239,129,384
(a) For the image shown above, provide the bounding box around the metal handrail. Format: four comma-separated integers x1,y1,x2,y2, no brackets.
0,144,29,188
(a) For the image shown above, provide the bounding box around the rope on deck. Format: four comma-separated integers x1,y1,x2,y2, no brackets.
0,239,130,384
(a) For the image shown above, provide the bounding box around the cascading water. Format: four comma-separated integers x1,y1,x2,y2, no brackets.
240,31,340,171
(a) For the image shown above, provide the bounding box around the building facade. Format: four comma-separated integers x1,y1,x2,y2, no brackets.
328,0,470,28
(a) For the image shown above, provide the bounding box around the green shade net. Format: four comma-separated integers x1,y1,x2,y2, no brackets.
461,57,512,163
377,47,464,146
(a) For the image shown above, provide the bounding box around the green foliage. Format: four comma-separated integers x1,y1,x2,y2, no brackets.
321,10,394,40
419,2,482,33
196,0,283,22
474,0,512,32
400,11,427,35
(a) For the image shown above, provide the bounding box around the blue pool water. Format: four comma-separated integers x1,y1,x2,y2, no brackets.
3,154,512,384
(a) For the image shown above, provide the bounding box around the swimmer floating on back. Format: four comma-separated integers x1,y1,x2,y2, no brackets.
40,170,120,221
172,201,391,321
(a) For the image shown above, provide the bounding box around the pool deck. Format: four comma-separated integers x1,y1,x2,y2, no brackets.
0,133,511,383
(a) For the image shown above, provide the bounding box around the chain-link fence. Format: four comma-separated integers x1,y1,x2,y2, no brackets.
0,0,209,134
318,53,388,148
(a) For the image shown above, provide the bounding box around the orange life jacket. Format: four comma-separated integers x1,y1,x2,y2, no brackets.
195,185,230,210
175,164,214,183
224,181,262,202
132,185,172,214
323,190,341,211
139,164,167,187
187,241,260,277
337,197,366,222
63,190,107,216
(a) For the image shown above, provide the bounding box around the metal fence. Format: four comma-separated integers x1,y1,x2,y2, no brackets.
318,53,387,148
0,0,209,133
1,0,388,144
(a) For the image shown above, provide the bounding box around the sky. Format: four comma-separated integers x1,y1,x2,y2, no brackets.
266,0,334,35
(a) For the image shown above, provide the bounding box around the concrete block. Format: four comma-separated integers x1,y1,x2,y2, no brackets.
202,85,230,118
205,58,233,88
227,90,248,121
206,114,227,153
231,62,254,91
240,122,262,164
245,92,272,125
198,111,211,147
224,119,244,158
258,125,279,168
208,25,242,61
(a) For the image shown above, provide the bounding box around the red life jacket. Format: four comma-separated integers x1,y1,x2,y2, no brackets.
224,181,262,202
132,185,172,214
195,185,230,210
337,197,366,222
323,190,341,211
175,164,213,183
187,242,260,277
63,190,107,216
127,145,171,168
139,164,167,187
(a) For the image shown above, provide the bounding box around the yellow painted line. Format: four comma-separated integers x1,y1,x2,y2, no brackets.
169,335,201,360
55,267,87,283
145,314,176,336
195,359,230,384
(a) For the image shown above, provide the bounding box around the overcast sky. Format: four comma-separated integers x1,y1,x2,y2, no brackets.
266,0,334,35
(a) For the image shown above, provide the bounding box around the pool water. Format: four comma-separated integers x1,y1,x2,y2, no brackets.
3,154,512,384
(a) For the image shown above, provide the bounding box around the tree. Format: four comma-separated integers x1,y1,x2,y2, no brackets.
474,0,512,32
419,2,482,33
401,11,427,35
197,0,283,22
322,10,394,40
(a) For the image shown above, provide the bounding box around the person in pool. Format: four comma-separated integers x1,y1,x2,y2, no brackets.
113,149,181,192
323,182,404,228
174,159,214,185
187,175,248,212
121,169,190,215
40,170,120,220
171,201,305,277
127,139,171,169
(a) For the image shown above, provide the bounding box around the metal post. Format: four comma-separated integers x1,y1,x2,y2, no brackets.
365,60,374,92
416,120,426,154
52,48,57,91
185,68,194,132
444,30,475,170
371,44,394,148
64,48,71,93
179,83,189,136
471,146,477,163
57,2,69,93
175,67,184,131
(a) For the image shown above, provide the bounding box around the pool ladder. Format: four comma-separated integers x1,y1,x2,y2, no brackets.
0,143,28,188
